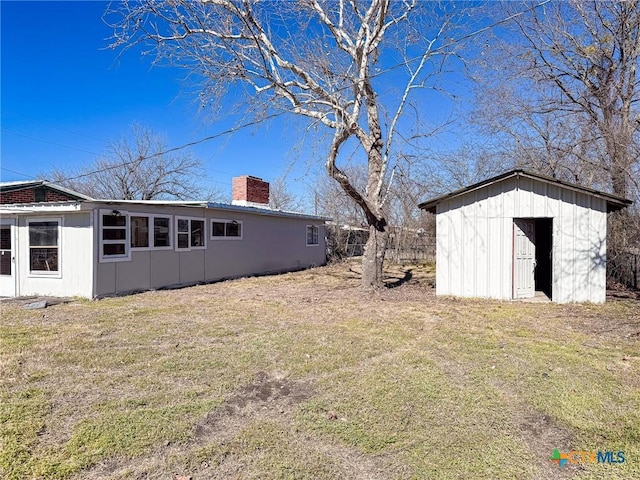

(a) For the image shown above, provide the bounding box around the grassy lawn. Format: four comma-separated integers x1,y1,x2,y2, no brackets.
1,261,639,479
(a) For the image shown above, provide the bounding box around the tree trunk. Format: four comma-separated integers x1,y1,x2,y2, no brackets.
362,224,388,288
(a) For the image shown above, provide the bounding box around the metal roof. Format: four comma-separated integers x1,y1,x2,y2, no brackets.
0,198,329,221
92,199,329,221
418,169,633,214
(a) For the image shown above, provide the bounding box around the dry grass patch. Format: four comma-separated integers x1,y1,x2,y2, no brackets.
1,260,639,479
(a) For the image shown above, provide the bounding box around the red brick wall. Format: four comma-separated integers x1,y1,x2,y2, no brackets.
44,190,75,202
0,187,77,204
232,176,269,204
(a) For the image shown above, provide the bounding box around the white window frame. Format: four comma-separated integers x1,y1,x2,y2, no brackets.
127,214,174,251
130,214,152,251
151,215,173,250
210,218,243,240
27,217,62,278
306,225,319,246
175,216,207,251
99,209,130,263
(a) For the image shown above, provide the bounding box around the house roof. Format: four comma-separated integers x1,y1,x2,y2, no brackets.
0,180,94,201
0,181,329,220
92,199,329,221
418,169,633,214
0,198,330,222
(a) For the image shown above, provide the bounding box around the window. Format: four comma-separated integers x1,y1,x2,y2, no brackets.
191,220,205,247
28,220,60,273
100,210,129,261
131,215,173,249
0,226,11,276
306,225,319,246
153,217,171,247
211,219,242,239
34,187,46,202
176,217,206,250
131,216,149,248
177,218,189,249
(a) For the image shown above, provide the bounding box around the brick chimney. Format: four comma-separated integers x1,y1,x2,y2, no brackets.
232,176,270,207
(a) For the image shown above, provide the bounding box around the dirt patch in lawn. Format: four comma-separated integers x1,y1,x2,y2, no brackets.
193,371,313,442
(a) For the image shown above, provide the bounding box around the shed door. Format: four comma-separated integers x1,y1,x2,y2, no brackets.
513,219,535,299
0,220,16,297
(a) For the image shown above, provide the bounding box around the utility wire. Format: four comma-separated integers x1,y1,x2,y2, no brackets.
48,1,550,185
0,166,37,181
60,112,285,182
1,129,104,157
3,112,108,143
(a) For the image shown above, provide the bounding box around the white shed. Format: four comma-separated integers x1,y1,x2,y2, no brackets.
418,170,632,303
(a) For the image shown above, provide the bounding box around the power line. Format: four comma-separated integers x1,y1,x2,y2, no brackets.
60,112,286,182
3,112,108,143
51,2,551,185
1,129,103,157
0,166,37,181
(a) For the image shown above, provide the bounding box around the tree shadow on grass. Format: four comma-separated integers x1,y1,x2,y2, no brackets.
385,269,413,288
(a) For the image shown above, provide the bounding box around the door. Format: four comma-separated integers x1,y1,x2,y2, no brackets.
0,220,16,297
513,219,535,299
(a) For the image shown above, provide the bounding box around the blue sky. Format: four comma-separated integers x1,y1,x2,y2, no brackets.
1,0,469,202
1,1,325,197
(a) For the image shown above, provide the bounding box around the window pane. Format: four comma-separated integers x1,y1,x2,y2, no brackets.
131,216,149,248
0,226,11,250
103,243,126,256
30,247,58,271
178,233,189,249
307,226,318,245
34,187,46,202
154,218,170,247
212,222,225,237
226,222,241,237
103,214,127,227
103,228,127,240
0,252,11,276
191,220,204,247
29,222,58,247
177,219,189,233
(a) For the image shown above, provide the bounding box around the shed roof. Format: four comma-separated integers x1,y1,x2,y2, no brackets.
418,169,633,214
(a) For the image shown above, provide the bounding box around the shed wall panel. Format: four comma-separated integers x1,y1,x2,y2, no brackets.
432,175,610,303
435,203,450,296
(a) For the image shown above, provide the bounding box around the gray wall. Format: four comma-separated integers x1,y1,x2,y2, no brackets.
94,203,326,297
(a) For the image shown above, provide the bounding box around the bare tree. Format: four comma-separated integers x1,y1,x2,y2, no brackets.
49,124,215,201
268,175,303,211
475,0,640,198
106,0,471,287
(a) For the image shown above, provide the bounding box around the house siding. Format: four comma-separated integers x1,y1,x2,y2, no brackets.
16,212,93,298
93,203,326,297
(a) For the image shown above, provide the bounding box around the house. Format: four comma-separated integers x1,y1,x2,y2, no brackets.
418,169,632,303
0,176,327,299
